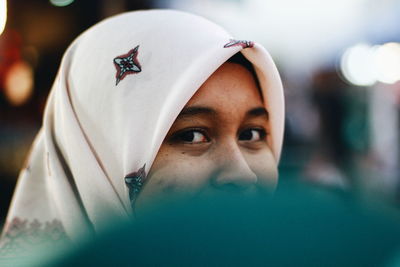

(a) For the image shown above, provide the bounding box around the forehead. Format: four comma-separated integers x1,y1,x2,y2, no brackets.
186,62,263,110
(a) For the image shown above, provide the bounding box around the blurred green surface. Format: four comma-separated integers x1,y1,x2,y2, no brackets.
17,179,400,267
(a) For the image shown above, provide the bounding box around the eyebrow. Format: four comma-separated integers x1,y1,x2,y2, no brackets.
177,106,217,118
246,107,269,120
177,106,269,120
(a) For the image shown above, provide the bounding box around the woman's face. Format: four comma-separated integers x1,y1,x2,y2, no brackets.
136,62,277,207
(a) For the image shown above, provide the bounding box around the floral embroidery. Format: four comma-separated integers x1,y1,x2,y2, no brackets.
224,39,254,49
113,45,142,85
0,217,69,258
124,164,147,208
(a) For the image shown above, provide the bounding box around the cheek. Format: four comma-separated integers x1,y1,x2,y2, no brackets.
136,148,215,206
245,149,278,188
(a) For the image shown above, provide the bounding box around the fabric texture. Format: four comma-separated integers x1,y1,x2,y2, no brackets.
0,9,284,255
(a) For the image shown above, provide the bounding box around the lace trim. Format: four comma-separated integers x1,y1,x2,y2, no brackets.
0,217,69,258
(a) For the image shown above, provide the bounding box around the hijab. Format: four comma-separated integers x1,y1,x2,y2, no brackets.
0,9,284,256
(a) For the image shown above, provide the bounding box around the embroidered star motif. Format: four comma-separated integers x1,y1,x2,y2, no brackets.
113,45,142,85
124,164,147,207
223,39,254,49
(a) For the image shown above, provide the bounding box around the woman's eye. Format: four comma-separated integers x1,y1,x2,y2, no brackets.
174,130,210,144
239,128,266,142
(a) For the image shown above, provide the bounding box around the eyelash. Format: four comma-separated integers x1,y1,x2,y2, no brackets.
238,128,267,142
170,127,267,144
170,128,210,144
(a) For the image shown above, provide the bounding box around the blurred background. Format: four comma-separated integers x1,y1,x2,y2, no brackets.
0,0,399,227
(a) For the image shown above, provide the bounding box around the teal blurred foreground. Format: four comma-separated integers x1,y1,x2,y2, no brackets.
12,180,400,267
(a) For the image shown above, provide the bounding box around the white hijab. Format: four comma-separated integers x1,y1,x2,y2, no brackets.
0,9,284,254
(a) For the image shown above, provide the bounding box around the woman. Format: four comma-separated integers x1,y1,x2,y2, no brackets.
0,9,284,256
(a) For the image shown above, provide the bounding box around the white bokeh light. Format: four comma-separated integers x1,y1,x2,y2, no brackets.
340,43,377,86
374,42,400,84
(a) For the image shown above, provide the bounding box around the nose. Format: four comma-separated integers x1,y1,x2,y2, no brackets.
212,142,258,189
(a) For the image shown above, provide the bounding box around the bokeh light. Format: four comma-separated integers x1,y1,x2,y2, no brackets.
49,0,74,7
0,0,7,35
4,61,34,106
340,43,376,86
340,42,400,86
374,42,400,84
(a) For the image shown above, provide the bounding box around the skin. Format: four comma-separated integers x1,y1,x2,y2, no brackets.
136,62,277,208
